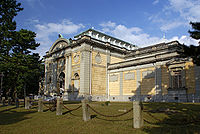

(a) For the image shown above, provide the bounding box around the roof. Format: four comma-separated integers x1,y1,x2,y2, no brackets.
74,28,137,48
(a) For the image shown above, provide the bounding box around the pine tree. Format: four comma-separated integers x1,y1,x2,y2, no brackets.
0,0,44,99
182,22,200,66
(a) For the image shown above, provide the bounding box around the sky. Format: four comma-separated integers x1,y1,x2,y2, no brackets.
15,0,200,57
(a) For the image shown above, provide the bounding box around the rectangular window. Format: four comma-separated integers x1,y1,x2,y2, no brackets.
124,72,135,80
171,71,182,89
109,74,118,82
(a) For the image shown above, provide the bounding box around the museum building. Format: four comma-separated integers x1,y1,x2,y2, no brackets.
44,29,200,102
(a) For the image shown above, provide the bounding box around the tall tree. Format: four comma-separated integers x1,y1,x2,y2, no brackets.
0,0,23,56
189,22,200,41
0,0,44,99
182,22,200,66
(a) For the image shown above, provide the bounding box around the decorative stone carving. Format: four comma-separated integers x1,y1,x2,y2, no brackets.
124,72,135,80
73,54,80,63
95,52,102,64
109,74,118,82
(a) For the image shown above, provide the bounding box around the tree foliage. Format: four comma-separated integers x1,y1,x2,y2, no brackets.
189,22,200,40
182,22,200,66
0,0,44,99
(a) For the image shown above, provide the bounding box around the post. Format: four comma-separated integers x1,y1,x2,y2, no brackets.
2,97,5,106
133,101,143,128
25,97,30,109
38,98,43,112
15,98,19,108
56,97,62,115
0,72,4,103
81,99,90,121
8,97,12,105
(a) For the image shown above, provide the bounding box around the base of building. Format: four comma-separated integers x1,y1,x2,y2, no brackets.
62,93,200,102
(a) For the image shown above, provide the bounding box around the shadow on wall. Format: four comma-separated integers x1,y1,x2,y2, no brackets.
130,61,199,103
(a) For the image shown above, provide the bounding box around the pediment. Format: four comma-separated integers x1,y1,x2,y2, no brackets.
49,38,70,53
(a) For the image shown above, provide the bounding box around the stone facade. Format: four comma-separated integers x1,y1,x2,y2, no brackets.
44,29,200,102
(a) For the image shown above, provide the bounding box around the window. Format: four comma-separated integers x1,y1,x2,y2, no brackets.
171,70,182,89
59,72,65,89
124,72,135,80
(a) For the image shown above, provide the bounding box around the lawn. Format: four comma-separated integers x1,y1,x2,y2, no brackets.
1,101,200,134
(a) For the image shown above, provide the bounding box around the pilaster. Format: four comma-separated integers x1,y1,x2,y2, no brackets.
155,66,162,101
53,61,57,91
65,56,68,91
106,48,111,98
136,70,141,101
80,43,91,96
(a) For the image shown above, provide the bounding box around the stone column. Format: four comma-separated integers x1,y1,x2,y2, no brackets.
133,101,143,128
25,97,30,109
53,61,58,92
2,97,5,106
44,61,48,94
80,43,91,96
38,98,43,112
106,48,110,100
82,99,90,121
56,97,63,115
68,55,72,90
65,56,68,91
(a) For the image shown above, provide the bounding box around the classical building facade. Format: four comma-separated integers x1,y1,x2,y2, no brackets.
44,29,200,102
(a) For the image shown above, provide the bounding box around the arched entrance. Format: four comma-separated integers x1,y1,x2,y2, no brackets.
59,72,65,95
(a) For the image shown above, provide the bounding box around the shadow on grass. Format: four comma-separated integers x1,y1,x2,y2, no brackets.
0,105,37,125
142,102,200,134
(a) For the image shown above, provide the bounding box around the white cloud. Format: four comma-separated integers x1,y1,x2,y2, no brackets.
168,0,200,22
149,0,200,32
153,0,159,5
100,21,164,47
34,19,85,57
172,35,199,46
100,21,199,48
100,21,116,28
160,21,186,31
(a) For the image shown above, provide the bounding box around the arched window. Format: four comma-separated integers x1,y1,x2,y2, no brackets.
73,73,80,91
59,72,65,89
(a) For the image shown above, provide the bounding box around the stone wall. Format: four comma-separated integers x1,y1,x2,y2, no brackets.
140,67,156,95
123,70,137,95
109,72,120,95
91,51,107,95
185,62,195,94
110,56,124,64
161,65,169,95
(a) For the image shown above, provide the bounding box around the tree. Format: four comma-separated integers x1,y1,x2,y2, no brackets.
182,22,200,66
0,0,23,56
0,0,44,99
189,22,200,41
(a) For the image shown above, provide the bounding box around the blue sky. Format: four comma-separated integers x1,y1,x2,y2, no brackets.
16,0,200,57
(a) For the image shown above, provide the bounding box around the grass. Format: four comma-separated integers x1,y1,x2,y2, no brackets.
1,102,200,134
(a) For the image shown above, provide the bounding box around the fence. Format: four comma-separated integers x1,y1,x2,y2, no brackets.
1,97,199,128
